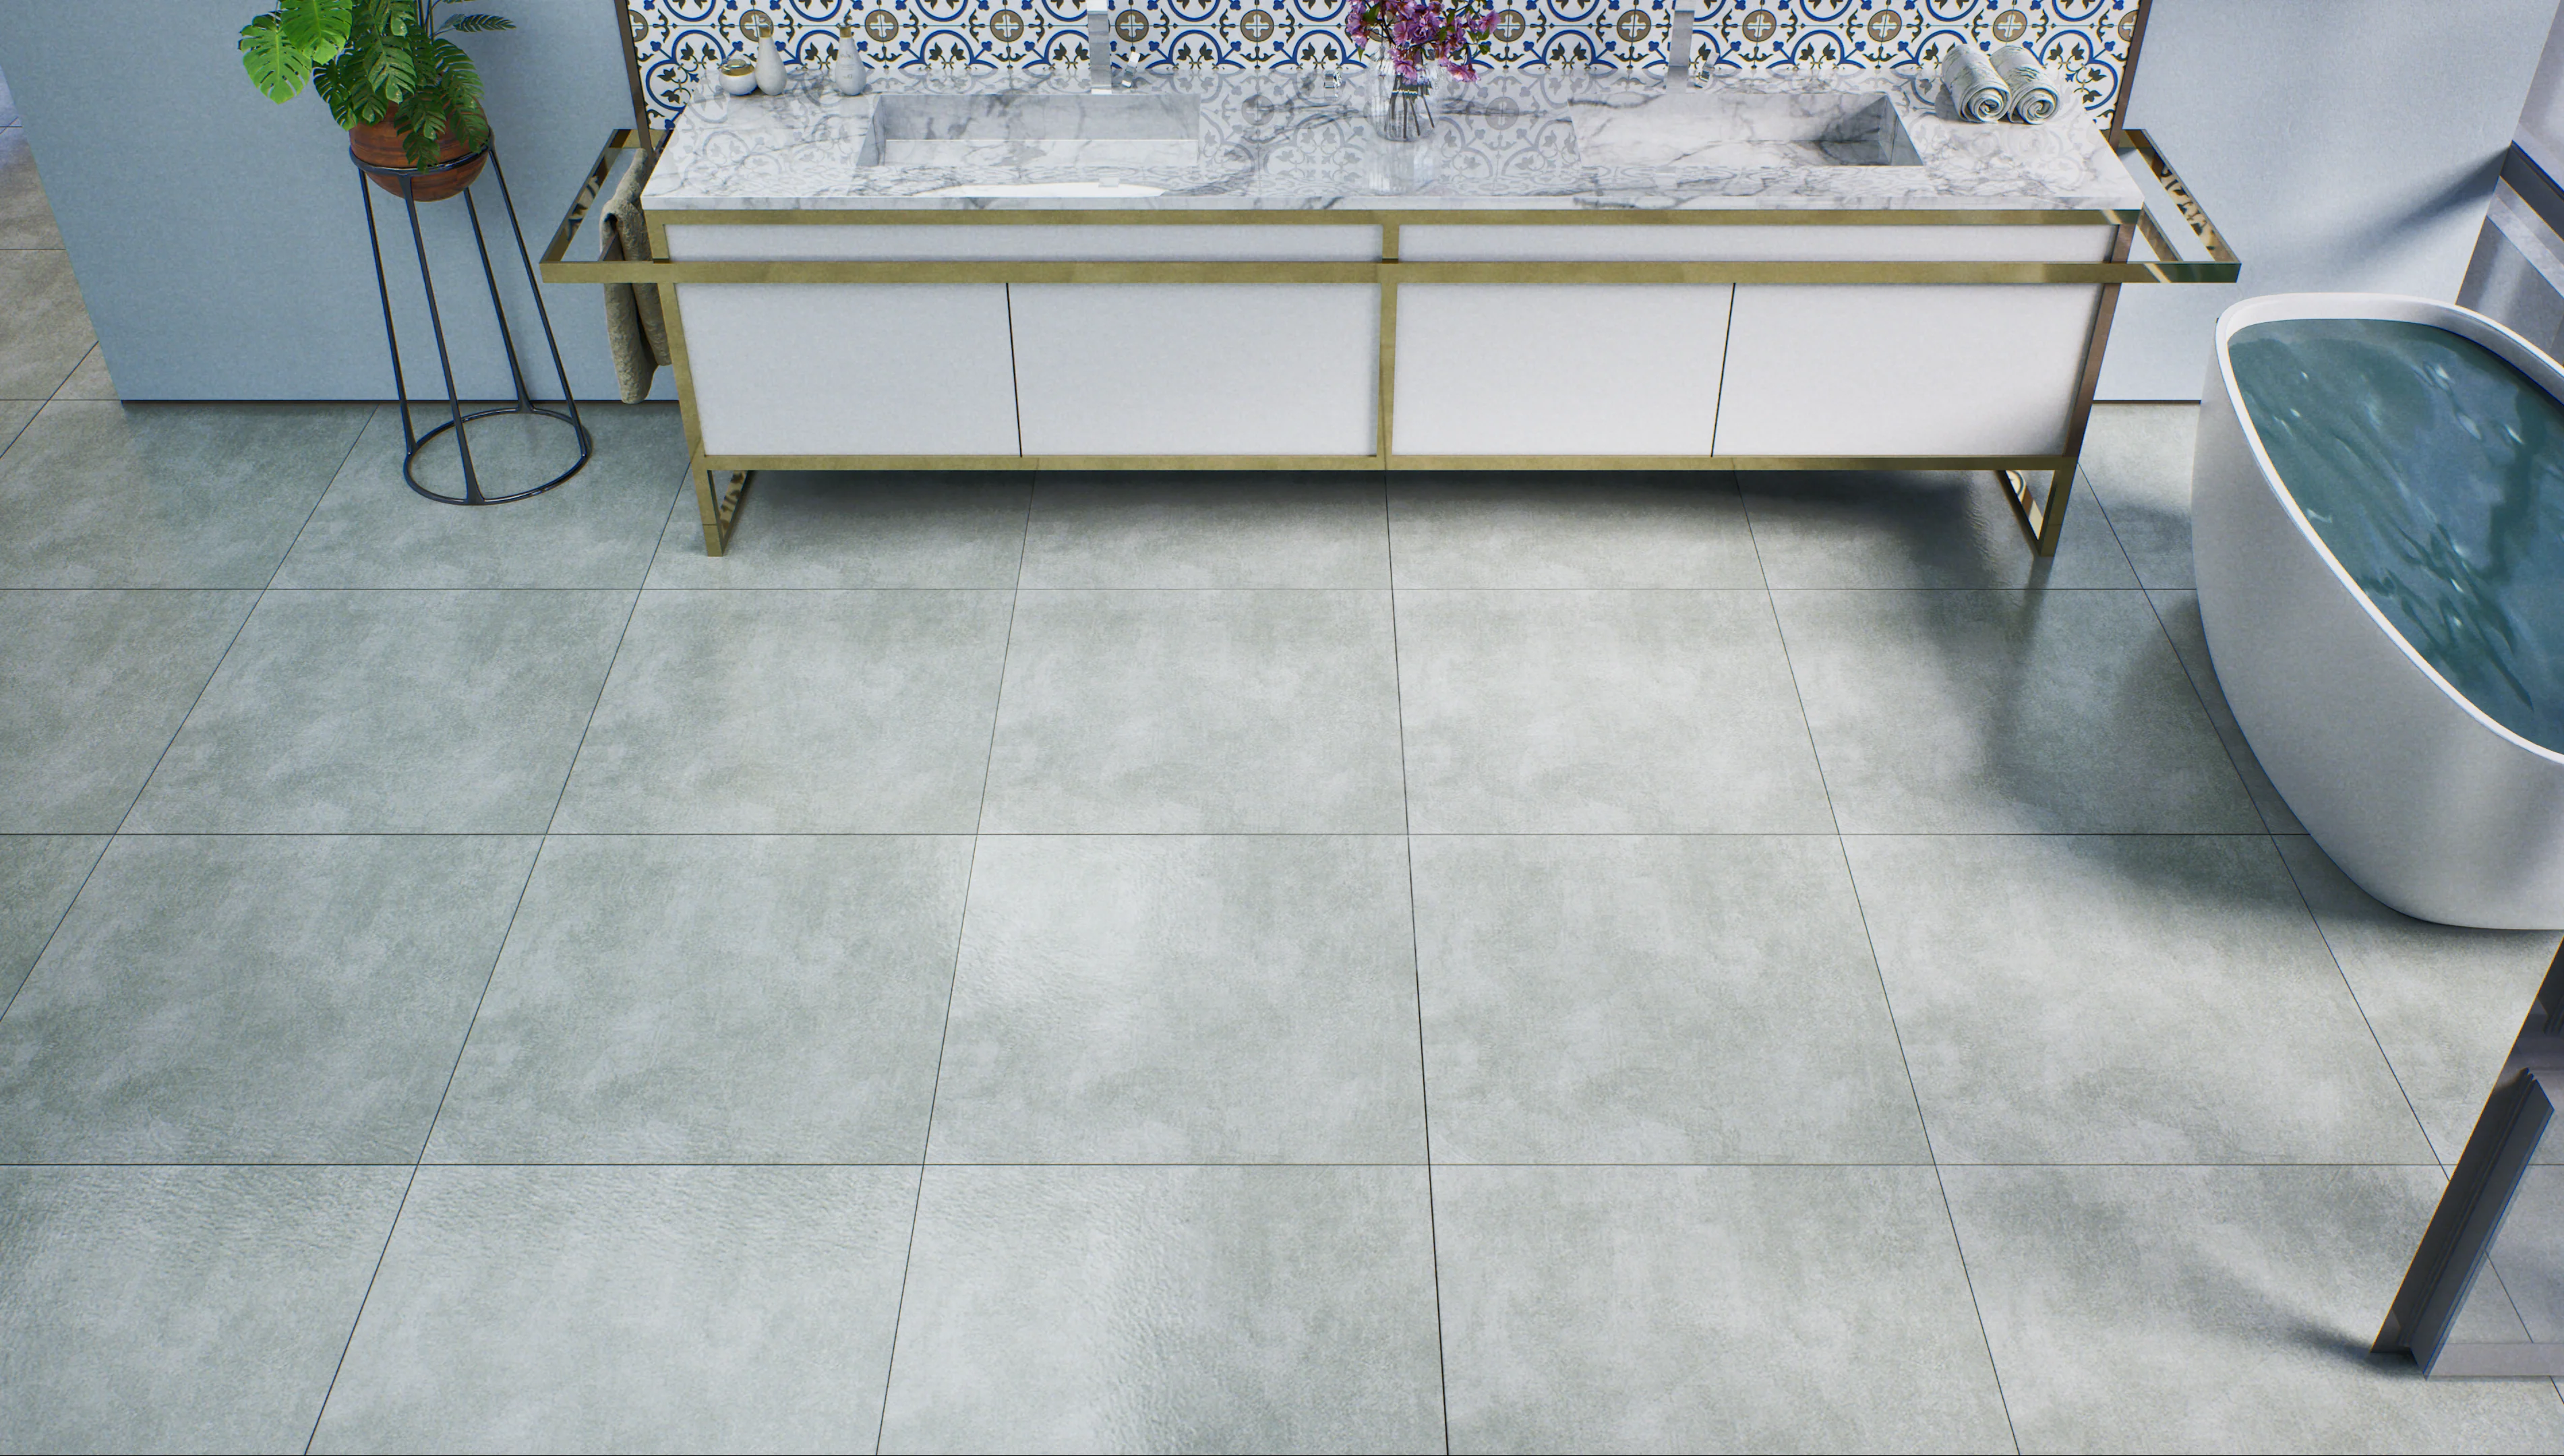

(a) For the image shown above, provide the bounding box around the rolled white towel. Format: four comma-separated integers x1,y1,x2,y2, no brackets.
1938,44,2010,123
1990,40,2066,124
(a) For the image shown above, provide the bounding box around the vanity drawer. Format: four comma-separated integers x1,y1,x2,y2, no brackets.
677,283,1022,457
1009,284,1379,457
1712,284,2101,457
1393,284,1730,456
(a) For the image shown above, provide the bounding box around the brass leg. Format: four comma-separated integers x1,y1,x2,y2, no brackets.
1999,462,2076,559
692,454,751,556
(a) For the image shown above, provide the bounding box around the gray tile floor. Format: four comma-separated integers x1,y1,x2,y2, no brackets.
4,116,2564,1456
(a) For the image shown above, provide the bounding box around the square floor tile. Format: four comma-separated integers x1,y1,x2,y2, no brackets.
1847,835,2434,1165
1946,1165,2564,1453
313,1166,918,1455
2149,587,2302,833
0,129,59,249
647,471,1030,588
0,402,368,587
1743,468,2137,589
1396,589,1831,833
0,835,535,1163
2276,834,2559,1165
0,589,252,832
1388,473,1761,588
427,835,973,1163
0,1165,409,1456
1412,835,1926,1163
2081,403,2201,590
0,251,92,400
127,590,630,833
982,589,1404,833
1435,1165,2013,1454
1775,588,2260,832
1021,473,1388,587
0,835,100,1006
555,589,1011,832
273,405,685,588
881,1165,1444,1455
928,835,1425,1163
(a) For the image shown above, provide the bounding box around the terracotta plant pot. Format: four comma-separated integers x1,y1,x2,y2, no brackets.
348,115,486,202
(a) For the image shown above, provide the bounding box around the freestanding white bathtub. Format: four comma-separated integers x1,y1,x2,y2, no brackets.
2197,293,2564,929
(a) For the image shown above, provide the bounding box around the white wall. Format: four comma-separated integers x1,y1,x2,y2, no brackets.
2103,0,2559,399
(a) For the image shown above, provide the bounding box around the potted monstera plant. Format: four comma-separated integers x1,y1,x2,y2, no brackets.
239,0,514,200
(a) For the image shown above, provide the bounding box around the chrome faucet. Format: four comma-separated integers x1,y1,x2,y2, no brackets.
1087,0,1120,91
1667,1,1694,86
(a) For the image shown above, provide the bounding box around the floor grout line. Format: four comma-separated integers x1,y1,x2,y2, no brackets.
292,487,658,1445
1754,489,2024,1453
0,834,109,1032
297,829,551,1455
78,406,375,850
1384,467,1456,1456
868,466,1034,1453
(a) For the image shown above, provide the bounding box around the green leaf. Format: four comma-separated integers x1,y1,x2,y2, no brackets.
278,0,353,59
440,13,514,33
367,37,417,98
237,17,310,103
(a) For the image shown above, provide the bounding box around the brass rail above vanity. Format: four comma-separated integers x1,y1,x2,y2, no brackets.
543,91,2237,558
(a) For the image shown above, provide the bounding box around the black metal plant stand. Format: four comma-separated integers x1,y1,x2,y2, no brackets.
353,140,591,504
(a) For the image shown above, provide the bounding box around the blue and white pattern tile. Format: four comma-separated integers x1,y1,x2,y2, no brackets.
622,0,2141,126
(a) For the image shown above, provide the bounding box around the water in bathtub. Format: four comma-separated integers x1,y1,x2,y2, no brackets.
2230,317,2564,753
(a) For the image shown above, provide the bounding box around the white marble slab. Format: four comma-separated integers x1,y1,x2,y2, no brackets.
643,68,2145,214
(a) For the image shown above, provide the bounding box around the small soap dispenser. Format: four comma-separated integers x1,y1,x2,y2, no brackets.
832,19,871,96
753,32,787,95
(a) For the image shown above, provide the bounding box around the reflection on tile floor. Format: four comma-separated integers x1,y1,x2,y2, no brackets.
1,116,2559,1452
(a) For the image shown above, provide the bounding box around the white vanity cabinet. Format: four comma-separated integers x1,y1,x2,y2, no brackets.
583,71,2232,557
664,218,2120,467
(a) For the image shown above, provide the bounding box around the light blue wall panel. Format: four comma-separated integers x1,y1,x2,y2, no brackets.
2103,0,2557,400
0,0,652,401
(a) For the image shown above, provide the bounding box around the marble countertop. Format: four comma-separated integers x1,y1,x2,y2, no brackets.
643,67,2145,213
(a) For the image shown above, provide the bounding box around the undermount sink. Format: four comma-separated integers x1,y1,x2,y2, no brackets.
860,93,1203,170
915,180,1170,197
1574,91,1921,169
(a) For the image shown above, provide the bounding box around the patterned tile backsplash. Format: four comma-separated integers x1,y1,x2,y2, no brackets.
623,1,2144,128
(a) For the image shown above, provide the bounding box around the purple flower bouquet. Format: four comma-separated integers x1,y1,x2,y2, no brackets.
1346,0,1495,140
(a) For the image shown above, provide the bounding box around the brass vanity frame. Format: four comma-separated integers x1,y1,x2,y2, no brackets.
541,135,2234,556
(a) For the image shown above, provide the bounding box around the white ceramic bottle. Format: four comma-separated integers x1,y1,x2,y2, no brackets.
832,20,871,96
753,34,786,95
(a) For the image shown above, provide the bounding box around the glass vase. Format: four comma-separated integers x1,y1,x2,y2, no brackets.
1374,57,1437,142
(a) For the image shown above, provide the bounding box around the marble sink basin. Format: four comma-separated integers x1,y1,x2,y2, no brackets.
1574,90,1921,169
859,92,1203,169
914,180,1170,197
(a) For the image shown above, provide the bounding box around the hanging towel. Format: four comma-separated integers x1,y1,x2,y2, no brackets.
1990,41,2066,124
1938,44,2010,123
600,150,670,405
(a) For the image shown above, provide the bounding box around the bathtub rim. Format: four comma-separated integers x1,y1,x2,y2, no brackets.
2211,291,2564,771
